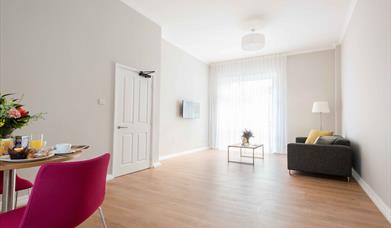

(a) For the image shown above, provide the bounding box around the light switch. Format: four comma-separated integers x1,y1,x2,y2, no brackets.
97,98,105,105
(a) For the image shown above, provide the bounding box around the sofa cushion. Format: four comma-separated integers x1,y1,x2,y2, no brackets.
305,130,333,144
315,136,339,145
334,138,351,146
314,135,351,146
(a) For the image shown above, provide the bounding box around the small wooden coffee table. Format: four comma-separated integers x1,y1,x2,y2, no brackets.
227,144,264,165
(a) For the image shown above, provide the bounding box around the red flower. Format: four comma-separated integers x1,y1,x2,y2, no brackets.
16,106,29,117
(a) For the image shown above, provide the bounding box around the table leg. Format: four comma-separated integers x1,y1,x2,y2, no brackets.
2,169,16,212
227,147,230,163
8,169,16,211
253,148,255,165
2,171,9,212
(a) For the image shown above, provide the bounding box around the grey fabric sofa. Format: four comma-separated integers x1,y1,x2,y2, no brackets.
287,136,353,181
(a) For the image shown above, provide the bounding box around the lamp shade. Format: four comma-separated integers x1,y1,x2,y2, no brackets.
241,33,265,51
312,101,330,113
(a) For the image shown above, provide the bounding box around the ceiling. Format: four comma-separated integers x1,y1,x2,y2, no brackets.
121,0,354,63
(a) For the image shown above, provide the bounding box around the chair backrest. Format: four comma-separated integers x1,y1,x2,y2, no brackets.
19,153,110,228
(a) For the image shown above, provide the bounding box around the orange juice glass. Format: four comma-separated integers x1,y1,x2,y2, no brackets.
30,134,44,150
0,139,14,155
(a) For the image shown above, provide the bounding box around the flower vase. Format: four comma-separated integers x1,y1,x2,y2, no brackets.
0,127,14,139
242,137,249,145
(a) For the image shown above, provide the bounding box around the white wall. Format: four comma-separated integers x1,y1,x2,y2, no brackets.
159,40,209,157
341,0,391,215
287,50,336,142
0,0,161,180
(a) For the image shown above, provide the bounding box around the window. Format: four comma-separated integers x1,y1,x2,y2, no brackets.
210,55,287,153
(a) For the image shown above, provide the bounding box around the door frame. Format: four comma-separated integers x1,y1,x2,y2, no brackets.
112,63,154,177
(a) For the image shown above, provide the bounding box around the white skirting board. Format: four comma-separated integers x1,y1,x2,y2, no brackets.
152,162,161,168
352,169,391,223
16,195,29,207
159,147,210,161
106,174,114,182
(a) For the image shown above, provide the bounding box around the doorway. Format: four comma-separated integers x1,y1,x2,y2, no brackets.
113,64,153,177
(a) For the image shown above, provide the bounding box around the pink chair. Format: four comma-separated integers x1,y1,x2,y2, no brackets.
0,153,110,228
0,172,33,207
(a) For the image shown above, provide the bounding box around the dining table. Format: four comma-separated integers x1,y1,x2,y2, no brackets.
0,149,86,212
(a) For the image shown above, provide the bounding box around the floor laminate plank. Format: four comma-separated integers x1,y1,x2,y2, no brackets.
80,150,390,228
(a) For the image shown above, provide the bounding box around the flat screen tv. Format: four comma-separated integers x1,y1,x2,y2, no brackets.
182,100,200,119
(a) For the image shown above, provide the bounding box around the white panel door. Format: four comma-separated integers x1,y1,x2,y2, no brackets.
113,64,152,177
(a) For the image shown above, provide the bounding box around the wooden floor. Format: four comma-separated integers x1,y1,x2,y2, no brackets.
80,150,390,228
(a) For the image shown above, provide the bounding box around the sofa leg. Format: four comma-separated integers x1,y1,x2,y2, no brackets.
289,170,293,175
347,177,351,182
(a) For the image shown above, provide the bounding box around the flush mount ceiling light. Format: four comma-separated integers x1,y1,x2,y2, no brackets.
241,28,265,51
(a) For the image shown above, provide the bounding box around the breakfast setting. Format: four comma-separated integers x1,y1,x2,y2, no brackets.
0,93,90,212
0,135,89,163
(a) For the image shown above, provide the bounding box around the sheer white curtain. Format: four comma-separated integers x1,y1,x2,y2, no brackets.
209,55,287,153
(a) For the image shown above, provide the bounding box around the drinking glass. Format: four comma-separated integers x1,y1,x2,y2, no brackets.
0,139,14,155
30,134,45,150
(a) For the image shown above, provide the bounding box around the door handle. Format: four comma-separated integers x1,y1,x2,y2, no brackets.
117,126,128,129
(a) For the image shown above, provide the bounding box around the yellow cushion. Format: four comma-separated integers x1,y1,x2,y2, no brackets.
305,130,333,144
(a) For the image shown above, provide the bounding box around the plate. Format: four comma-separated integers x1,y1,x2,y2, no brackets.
0,152,55,163
53,145,90,155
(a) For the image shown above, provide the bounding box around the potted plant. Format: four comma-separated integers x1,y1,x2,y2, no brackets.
241,129,254,145
0,93,44,139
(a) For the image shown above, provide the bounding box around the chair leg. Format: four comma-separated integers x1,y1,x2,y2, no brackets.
98,207,108,228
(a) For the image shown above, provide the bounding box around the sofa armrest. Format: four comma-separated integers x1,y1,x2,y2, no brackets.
287,143,353,177
295,137,307,143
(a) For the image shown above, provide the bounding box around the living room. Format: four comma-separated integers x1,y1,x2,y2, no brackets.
0,0,390,227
